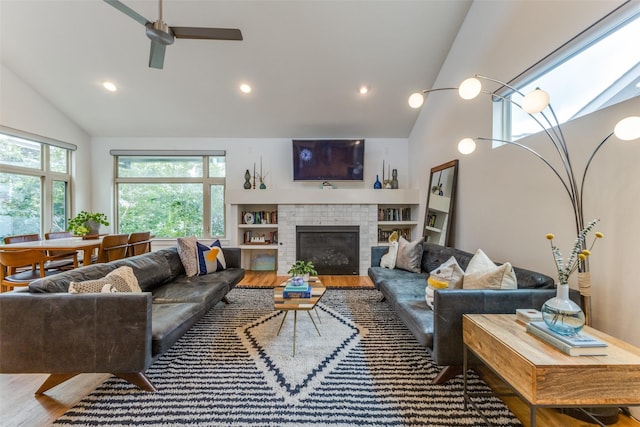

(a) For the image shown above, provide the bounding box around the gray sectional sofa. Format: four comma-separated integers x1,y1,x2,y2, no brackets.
0,246,244,393
369,242,580,383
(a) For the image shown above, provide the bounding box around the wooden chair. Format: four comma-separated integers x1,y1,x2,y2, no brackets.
44,231,79,270
127,231,152,257
2,233,42,274
0,249,59,292
95,234,130,263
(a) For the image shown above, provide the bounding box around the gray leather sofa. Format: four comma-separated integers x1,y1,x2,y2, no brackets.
369,242,580,383
0,246,244,393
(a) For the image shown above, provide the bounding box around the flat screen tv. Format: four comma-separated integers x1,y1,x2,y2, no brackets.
292,139,365,181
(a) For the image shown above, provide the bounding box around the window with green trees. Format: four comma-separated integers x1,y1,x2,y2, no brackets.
0,131,72,243
114,152,226,239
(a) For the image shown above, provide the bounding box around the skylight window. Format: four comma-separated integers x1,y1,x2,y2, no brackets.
496,9,640,142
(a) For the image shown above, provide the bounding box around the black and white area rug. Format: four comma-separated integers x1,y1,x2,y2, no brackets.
55,288,522,426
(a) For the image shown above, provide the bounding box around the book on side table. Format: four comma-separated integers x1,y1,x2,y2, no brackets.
283,282,312,298
526,321,608,356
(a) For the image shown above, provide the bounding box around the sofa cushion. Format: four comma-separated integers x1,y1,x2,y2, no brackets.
421,242,474,274
196,240,226,275
463,249,517,290
111,248,180,292
29,263,117,293
177,236,199,277
425,256,464,309
69,266,141,293
395,236,423,273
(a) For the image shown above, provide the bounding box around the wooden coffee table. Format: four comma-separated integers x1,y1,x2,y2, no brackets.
274,278,326,356
462,314,640,427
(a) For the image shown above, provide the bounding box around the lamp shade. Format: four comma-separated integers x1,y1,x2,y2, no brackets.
408,92,424,109
458,78,481,100
614,116,640,141
458,138,476,154
522,89,550,113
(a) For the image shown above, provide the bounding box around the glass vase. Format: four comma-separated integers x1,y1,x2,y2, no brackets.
541,283,585,336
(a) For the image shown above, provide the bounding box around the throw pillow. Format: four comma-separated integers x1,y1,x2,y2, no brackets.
394,236,423,273
107,266,142,292
196,240,227,275
68,266,141,293
177,236,199,277
380,231,399,269
463,249,517,290
425,256,464,309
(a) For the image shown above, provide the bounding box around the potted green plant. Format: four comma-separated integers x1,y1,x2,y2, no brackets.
68,211,109,236
287,260,318,285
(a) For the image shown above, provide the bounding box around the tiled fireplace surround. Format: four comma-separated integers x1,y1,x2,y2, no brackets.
277,204,378,276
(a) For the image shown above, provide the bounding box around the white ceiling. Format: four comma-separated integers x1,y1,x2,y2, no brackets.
0,0,472,138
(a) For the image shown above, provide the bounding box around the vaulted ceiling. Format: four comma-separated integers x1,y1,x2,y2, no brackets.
0,0,472,138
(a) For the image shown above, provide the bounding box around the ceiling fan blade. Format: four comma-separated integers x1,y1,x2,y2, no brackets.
149,41,166,69
103,0,150,26
171,27,243,41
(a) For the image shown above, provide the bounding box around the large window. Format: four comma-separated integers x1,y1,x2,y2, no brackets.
113,151,226,239
0,130,73,242
496,8,640,142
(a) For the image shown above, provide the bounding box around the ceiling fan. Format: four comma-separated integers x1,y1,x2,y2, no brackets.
104,0,243,69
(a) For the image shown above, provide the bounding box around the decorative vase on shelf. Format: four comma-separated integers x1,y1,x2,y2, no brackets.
541,283,586,336
374,175,382,189
243,170,252,189
391,169,398,189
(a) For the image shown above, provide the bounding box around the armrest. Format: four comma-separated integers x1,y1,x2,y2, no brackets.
371,246,388,267
222,247,242,269
431,288,580,366
0,292,152,374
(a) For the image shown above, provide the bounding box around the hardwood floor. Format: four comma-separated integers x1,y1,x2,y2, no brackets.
2,273,638,426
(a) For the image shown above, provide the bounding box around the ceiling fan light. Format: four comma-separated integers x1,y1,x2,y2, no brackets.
408,92,424,109
614,116,640,141
522,89,549,113
458,138,476,154
458,77,481,100
240,83,252,94
102,81,117,92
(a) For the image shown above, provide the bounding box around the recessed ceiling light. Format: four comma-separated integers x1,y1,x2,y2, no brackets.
102,81,117,92
359,85,369,95
636,81,640,89
240,83,252,94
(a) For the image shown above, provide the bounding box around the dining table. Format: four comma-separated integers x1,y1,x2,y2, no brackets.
0,236,103,266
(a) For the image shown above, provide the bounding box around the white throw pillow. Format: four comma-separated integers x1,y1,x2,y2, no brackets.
380,231,399,269
425,256,464,309
463,249,517,290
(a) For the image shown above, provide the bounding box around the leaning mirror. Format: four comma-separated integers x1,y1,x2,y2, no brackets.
423,159,458,246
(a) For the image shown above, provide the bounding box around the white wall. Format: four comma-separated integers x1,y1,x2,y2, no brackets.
0,64,92,216
409,0,640,352
90,136,409,236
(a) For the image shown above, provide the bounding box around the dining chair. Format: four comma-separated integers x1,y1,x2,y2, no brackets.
126,231,152,257
44,231,79,270
95,234,130,263
0,249,59,292
2,233,42,274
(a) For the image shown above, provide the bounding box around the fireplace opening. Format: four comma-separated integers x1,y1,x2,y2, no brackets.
296,225,359,275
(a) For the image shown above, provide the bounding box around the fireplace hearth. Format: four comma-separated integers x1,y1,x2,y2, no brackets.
296,225,359,275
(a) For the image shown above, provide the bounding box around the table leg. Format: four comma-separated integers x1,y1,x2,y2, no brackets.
531,405,536,427
82,248,94,265
293,311,297,356
314,307,322,323
276,311,288,336
307,311,321,336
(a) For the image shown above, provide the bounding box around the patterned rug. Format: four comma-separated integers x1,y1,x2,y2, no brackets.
55,288,522,426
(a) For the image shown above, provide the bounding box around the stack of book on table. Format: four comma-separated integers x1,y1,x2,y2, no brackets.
526,321,608,356
283,281,311,298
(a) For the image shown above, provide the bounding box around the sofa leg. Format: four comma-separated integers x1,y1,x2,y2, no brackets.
35,373,80,394
115,372,157,392
222,296,231,304
379,295,386,303
432,365,462,384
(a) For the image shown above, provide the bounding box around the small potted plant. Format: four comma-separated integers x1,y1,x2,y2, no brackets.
68,211,109,236
287,260,318,285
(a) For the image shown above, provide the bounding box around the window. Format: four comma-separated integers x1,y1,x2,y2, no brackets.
496,8,640,142
0,130,73,242
113,151,226,239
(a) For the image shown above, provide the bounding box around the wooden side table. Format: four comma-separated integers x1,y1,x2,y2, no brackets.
462,314,640,427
